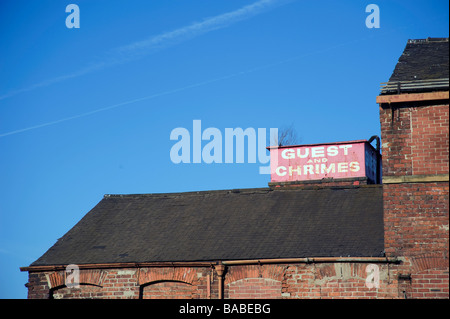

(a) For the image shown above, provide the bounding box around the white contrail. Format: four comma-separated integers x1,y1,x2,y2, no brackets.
0,34,375,138
0,0,291,101
0,75,237,138
113,0,290,59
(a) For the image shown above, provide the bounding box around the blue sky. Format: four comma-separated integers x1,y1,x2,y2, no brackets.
0,0,448,299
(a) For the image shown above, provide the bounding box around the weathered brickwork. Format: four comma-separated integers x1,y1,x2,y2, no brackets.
378,95,449,299
410,105,449,175
383,182,449,257
27,267,219,299
379,102,449,177
26,260,448,299
227,278,282,299
225,265,285,299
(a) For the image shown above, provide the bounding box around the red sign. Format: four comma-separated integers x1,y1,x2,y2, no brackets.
269,140,378,183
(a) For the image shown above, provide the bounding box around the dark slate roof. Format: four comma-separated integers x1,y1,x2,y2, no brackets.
30,186,384,266
389,38,449,82
381,37,449,94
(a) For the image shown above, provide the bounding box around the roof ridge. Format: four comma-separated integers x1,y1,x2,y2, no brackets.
103,187,273,198
103,184,382,198
408,37,449,43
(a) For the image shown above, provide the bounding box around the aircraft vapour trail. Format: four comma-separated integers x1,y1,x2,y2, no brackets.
0,74,238,138
0,34,375,138
0,0,292,101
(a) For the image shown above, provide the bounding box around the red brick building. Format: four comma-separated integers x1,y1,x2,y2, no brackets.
21,38,449,299
376,37,449,299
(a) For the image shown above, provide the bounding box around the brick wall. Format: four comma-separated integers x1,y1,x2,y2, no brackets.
224,265,285,299
281,263,400,299
411,268,449,298
379,102,449,177
227,278,282,299
27,267,218,299
27,261,448,299
411,105,449,175
383,182,449,257
378,96,449,299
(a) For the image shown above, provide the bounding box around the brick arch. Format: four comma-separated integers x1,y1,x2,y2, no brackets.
225,264,286,285
137,267,198,286
314,263,368,281
410,253,449,273
140,280,196,299
224,265,285,299
45,269,107,289
49,283,103,299
314,264,336,280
